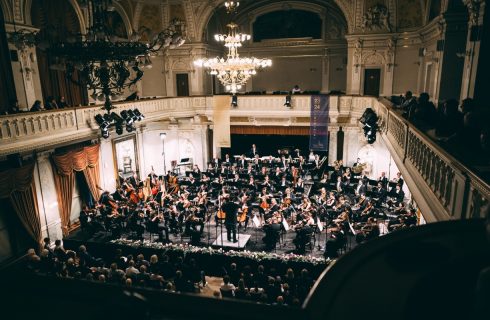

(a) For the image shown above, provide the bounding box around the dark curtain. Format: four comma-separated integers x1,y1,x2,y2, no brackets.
31,0,88,107
36,50,88,107
0,5,17,113
0,163,42,249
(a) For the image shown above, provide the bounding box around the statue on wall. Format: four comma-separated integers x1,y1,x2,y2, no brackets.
362,4,392,32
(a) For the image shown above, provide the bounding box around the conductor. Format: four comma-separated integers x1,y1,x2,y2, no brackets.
222,196,239,243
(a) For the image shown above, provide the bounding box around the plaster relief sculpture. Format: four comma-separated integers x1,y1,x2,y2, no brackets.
362,4,392,33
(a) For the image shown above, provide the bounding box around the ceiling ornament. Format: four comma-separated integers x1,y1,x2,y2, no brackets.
193,1,271,95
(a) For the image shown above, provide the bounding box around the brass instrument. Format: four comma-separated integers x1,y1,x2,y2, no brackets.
352,162,366,174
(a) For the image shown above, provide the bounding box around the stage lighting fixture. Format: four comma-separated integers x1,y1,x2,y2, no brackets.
101,128,110,139
120,110,133,125
133,108,144,120
94,114,109,130
231,94,238,108
284,94,292,108
127,109,138,122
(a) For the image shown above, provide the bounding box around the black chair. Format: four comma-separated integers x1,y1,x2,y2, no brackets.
220,288,234,298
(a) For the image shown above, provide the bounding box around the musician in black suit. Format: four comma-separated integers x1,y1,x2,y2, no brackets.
335,176,345,193
373,182,387,205
377,172,388,188
393,184,405,204
249,144,259,158
392,172,404,188
222,196,239,242
355,180,367,196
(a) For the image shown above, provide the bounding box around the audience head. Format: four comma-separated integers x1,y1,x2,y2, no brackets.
405,91,413,99
55,239,62,247
418,92,430,103
223,275,230,285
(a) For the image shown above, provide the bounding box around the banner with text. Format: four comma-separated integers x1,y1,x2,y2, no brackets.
309,95,329,151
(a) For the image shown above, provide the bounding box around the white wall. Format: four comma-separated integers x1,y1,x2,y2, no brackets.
393,46,420,95
252,56,323,92
141,55,167,97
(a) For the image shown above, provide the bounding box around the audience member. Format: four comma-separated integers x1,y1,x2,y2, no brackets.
30,100,43,112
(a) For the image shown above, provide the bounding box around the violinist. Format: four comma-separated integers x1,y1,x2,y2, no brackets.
355,217,380,243
294,177,304,193
149,212,170,243
246,164,255,176
193,164,201,176
273,167,283,183
247,175,257,191
237,195,249,230
293,219,313,254
237,155,246,169
299,196,312,213
343,167,352,184
279,175,290,190
201,173,210,183
262,216,281,250
359,199,375,222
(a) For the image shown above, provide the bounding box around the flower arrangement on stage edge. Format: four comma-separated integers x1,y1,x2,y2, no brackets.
110,239,330,266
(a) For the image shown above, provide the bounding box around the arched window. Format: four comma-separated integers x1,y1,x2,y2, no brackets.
253,10,322,42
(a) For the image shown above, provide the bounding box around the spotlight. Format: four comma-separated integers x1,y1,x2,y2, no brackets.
231,94,238,108
127,109,138,122
101,129,110,139
120,110,134,125
284,94,292,108
133,108,144,120
360,107,378,144
115,125,124,135
126,123,135,132
94,114,109,130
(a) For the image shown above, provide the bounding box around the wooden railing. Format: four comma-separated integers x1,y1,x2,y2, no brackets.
375,98,489,221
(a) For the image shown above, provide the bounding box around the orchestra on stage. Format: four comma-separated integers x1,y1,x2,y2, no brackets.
79,145,416,258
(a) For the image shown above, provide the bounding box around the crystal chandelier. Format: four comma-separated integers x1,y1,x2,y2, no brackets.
194,5,271,94
39,0,186,112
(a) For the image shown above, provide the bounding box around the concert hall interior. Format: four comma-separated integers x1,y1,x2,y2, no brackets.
0,1,489,319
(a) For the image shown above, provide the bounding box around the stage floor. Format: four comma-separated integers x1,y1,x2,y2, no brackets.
64,219,347,259
212,232,251,249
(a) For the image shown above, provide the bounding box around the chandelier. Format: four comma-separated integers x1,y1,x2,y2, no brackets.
194,4,271,94
38,0,185,112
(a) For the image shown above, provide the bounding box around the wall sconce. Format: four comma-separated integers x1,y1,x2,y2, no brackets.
284,94,292,108
231,94,238,108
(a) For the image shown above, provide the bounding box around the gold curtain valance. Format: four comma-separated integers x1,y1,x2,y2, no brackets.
52,144,100,175
0,163,36,198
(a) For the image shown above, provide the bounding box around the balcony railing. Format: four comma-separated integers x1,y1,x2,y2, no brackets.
374,98,490,221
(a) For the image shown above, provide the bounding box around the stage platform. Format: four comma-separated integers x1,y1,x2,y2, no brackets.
212,232,251,249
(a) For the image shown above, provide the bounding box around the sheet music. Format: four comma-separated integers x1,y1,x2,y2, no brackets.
282,218,290,231
252,215,261,228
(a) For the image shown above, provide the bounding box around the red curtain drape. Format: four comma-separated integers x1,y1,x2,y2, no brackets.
51,144,101,236
0,163,42,248
230,126,310,135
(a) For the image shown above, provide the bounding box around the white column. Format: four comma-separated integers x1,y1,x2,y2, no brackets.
328,127,338,163
321,52,330,93
34,151,63,241
99,138,116,192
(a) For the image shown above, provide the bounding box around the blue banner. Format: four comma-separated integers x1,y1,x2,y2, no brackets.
309,95,329,151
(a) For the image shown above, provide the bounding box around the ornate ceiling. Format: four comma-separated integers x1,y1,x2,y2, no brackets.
0,0,468,41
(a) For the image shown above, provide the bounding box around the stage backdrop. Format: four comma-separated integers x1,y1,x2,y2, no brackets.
213,95,231,148
309,95,329,151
